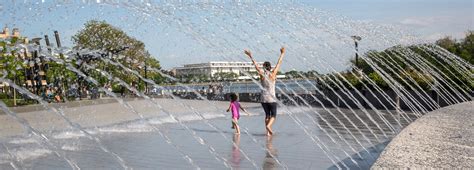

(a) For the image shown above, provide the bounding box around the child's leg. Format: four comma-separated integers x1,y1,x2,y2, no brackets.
232,119,240,134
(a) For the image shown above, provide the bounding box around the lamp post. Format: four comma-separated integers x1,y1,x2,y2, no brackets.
351,35,362,68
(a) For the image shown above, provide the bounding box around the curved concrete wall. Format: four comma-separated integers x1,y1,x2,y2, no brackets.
372,101,473,169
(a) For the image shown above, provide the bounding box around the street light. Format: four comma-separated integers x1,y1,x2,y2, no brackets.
351,35,362,68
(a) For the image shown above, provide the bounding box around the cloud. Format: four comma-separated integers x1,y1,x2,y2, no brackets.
425,33,445,41
425,31,467,41
398,16,445,27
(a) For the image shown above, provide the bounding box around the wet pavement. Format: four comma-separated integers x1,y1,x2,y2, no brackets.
0,99,409,169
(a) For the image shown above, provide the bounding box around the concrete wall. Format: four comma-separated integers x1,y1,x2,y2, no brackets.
172,89,472,111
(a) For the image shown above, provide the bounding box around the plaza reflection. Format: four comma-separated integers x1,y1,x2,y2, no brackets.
263,135,278,170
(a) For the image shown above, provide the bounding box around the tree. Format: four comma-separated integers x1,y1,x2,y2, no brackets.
460,31,474,64
213,72,238,81
284,70,302,79
436,31,474,65
436,36,456,52
72,20,162,90
0,39,28,106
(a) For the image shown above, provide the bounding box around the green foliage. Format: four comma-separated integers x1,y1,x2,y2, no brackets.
0,39,26,84
284,70,319,79
341,72,363,89
436,31,474,64
346,31,474,91
213,72,238,81
284,70,302,78
72,20,162,87
368,72,389,89
178,74,209,83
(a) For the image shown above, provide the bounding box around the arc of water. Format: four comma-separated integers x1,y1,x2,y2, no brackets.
330,7,472,105
322,72,392,137
394,48,467,104
274,7,414,131
298,70,408,131
266,92,349,169
422,46,472,87
428,45,473,77
286,3,430,118
315,75,385,140
0,78,129,169
389,48,458,105
350,69,413,125
269,85,349,169
411,46,472,100
327,6,471,107
356,53,425,117
281,8,417,124
215,2,386,163
276,80,373,166
360,54,426,117
291,44,400,136
435,45,474,71
246,4,397,140
368,51,440,111
387,49,459,106
388,48,462,105
418,45,472,92
0,101,80,169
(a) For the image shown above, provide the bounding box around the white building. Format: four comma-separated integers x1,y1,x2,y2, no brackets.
173,61,265,80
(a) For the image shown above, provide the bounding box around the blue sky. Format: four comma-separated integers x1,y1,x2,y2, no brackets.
1,0,473,70
303,0,473,40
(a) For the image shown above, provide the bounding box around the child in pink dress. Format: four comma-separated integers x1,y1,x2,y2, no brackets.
226,93,249,134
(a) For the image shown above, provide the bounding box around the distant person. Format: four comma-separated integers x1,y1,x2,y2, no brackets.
226,93,250,135
121,86,126,97
245,47,285,136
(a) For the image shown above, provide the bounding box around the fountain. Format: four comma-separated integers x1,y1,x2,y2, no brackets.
0,1,472,169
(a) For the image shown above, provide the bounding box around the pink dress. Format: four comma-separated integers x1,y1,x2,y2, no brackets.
231,101,240,120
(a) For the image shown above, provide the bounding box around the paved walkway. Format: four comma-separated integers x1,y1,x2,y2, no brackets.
372,101,473,169
0,98,260,138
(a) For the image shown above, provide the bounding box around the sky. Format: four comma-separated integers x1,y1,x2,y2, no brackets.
302,0,473,41
1,0,473,71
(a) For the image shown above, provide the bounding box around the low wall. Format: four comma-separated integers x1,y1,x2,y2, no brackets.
172,89,472,111
371,101,473,169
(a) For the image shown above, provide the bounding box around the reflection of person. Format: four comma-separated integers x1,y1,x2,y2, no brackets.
231,134,241,168
226,93,250,134
245,47,285,136
263,135,278,169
